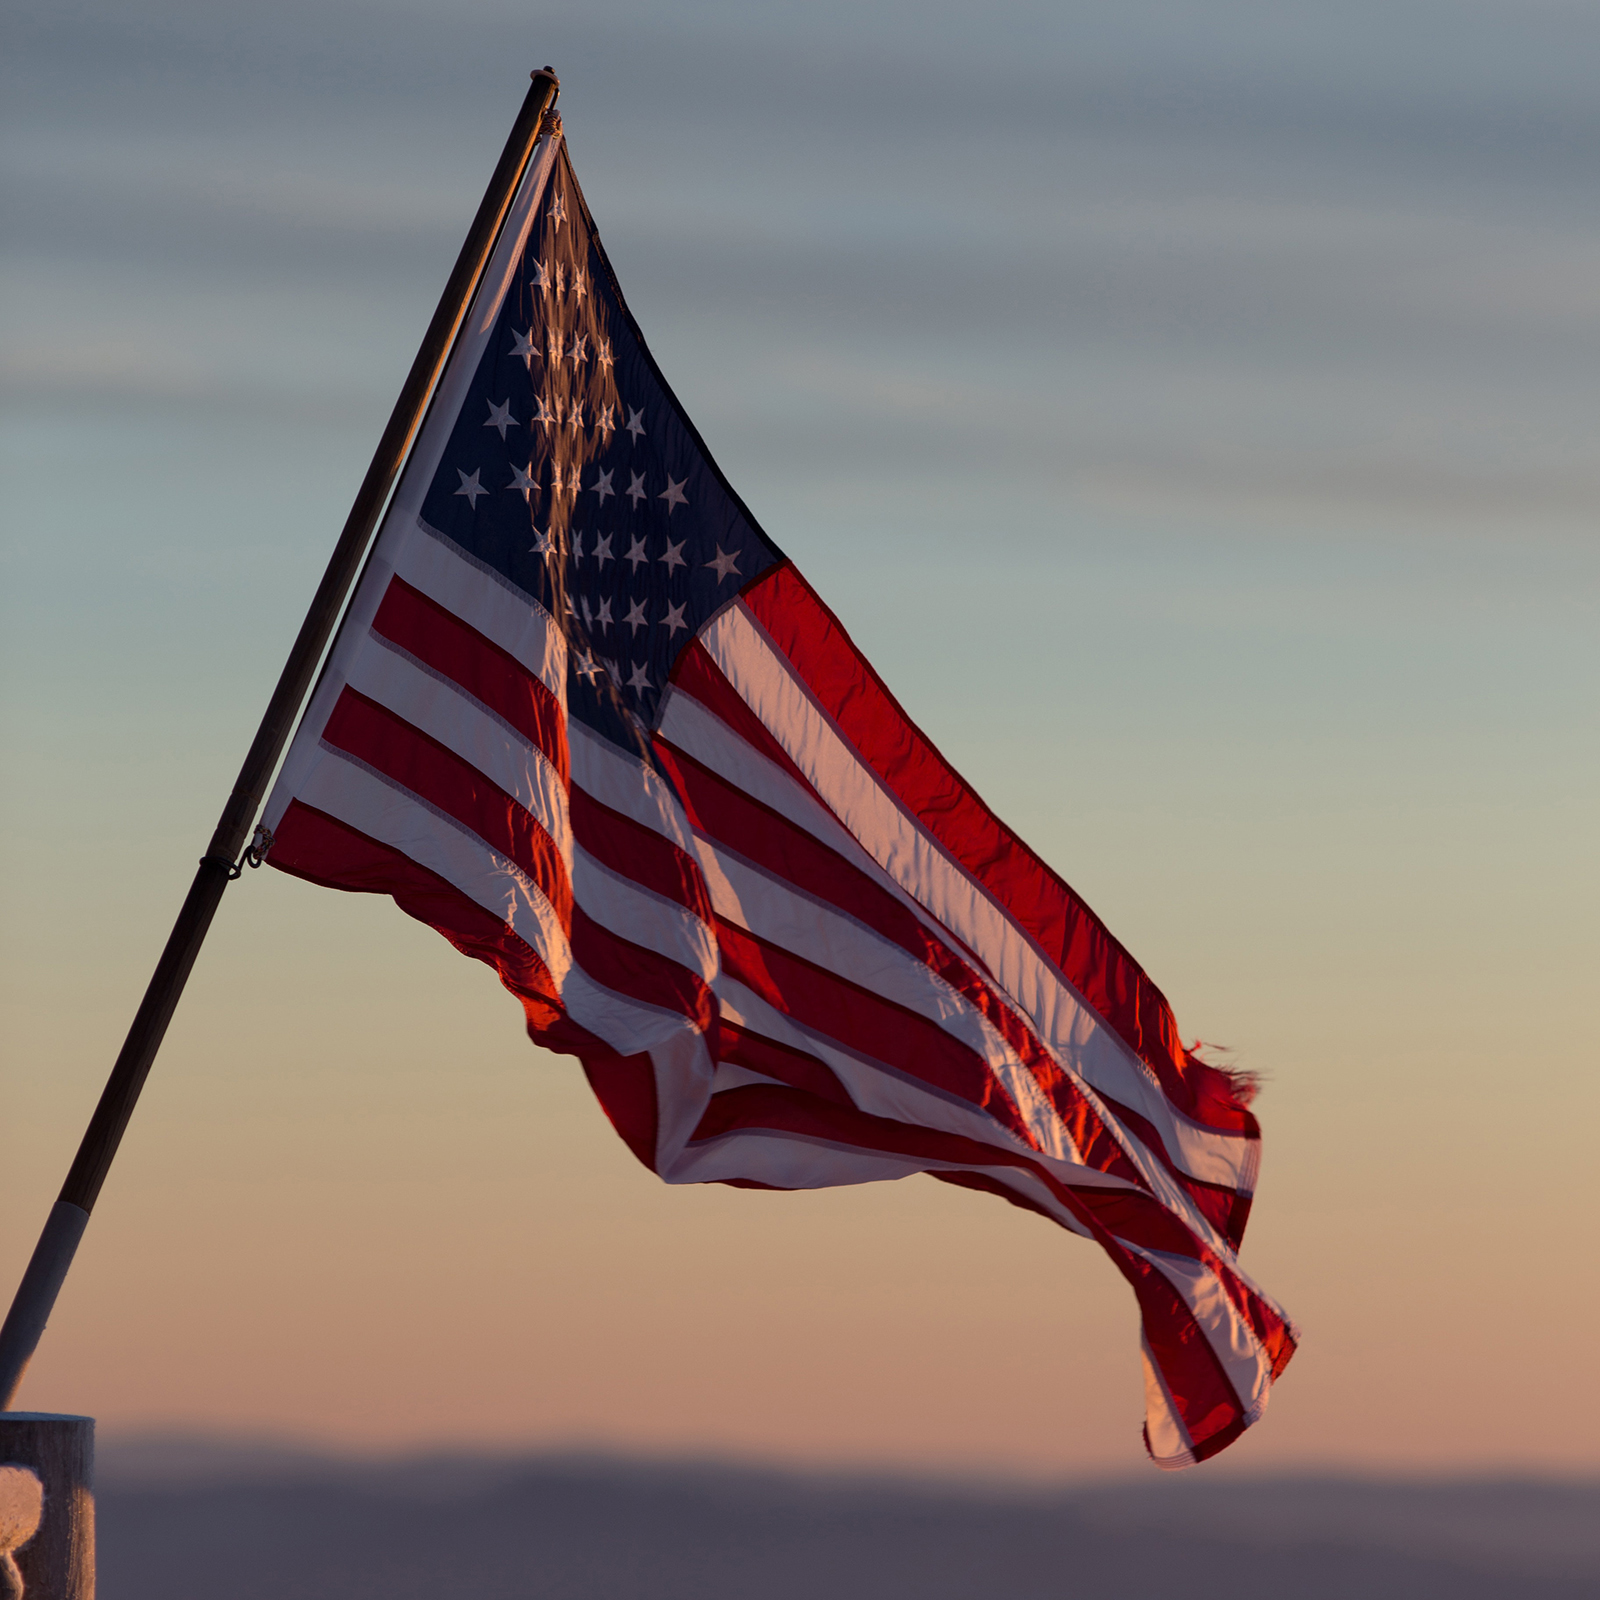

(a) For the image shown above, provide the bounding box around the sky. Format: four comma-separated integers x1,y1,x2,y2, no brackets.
2,0,1597,1478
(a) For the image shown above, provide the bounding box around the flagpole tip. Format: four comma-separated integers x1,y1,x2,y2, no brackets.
531,67,560,130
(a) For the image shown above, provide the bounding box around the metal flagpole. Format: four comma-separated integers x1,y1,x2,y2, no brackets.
0,66,563,1412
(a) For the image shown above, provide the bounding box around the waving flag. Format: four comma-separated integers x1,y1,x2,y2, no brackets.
261,128,1297,1467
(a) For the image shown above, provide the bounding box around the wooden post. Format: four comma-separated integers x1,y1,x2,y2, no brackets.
0,1416,93,1600
0,66,562,1414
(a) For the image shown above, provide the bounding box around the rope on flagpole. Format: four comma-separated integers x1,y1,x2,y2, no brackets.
0,66,563,1415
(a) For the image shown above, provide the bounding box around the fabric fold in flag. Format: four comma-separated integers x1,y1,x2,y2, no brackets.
261,124,1297,1469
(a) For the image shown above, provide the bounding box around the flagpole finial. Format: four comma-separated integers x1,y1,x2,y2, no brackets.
532,66,560,131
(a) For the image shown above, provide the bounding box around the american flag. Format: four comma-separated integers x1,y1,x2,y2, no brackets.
262,131,1297,1467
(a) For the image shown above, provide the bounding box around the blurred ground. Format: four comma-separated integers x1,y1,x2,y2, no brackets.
97,1437,1600,1598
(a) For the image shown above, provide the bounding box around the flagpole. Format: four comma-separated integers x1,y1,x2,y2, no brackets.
0,66,562,1413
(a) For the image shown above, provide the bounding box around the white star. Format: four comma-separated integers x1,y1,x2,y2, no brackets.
596,338,614,370
454,468,486,508
549,193,566,230
592,467,615,502
529,524,555,557
573,270,588,302
484,397,517,438
660,476,689,513
532,259,550,292
548,329,564,364
555,262,567,296
508,461,538,500
532,394,555,429
663,600,688,637
510,327,538,368
567,398,584,430
593,532,613,567
596,403,615,433
660,537,686,572
707,544,742,582
569,529,584,560
595,595,613,628
549,461,566,496
624,534,649,570
626,471,648,508
625,406,646,442
570,332,588,365
626,660,651,692
580,594,593,627
573,649,602,682
624,596,649,635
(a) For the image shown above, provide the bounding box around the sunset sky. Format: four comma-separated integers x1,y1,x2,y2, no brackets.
3,0,1597,1477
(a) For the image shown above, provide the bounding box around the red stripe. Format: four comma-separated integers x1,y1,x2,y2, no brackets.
269,800,566,1039
570,905,718,1038
1120,1249,1246,1458
931,1168,1060,1224
1095,1091,1255,1249
568,782,713,926
665,640,821,801
713,917,1037,1147
371,575,568,782
320,687,572,925
718,1021,855,1108
318,690,714,1036
1065,1185,1293,1378
581,1051,661,1173
739,565,1259,1138
660,732,1147,1189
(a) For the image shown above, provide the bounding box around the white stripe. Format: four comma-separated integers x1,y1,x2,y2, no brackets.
1140,1333,1197,1468
390,524,567,695
569,720,696,851
296,749,570,981
343,632,570,856
711,1061,786,1093
698,840,1080,1165
698,604,1259,1197
571,842,717,984
714,976,1136,1198
1120,1241,1272,1419
290,750,699,1059
647,1028,717,1173
666,1129,938,1189
663,1127,1095,1246
657,688,888,882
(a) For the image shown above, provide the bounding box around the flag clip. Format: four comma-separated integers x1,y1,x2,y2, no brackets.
201,825,275,883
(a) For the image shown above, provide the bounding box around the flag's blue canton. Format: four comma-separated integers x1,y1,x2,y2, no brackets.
419,149,780,753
